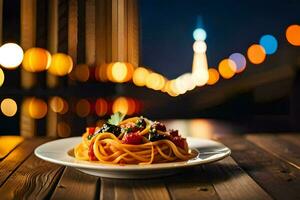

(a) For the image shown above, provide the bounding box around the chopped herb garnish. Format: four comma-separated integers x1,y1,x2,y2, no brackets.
107,112,125,126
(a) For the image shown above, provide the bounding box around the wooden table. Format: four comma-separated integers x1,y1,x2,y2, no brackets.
0,120,299,200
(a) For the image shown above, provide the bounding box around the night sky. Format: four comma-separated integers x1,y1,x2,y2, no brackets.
139,0,300,78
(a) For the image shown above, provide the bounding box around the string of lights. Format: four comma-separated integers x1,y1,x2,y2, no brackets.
0,24,299,118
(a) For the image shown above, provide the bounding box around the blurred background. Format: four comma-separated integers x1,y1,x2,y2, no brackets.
0,0,299,137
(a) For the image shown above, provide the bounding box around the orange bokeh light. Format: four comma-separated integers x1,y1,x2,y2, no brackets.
57,122,71,137
133,67,149,86
218,59,236,79
207,68,219,85
27,97,48,119
95,98,108,117
247,44,266,64
75,64,90,82
76,99,90,117
112,97,129,114
1,98,17,117
22,48,51,72
286,24,300,46
48,53,73,76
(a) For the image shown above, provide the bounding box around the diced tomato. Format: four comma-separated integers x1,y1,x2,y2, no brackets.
88,141,98,161
171,136,186,149
87,127,96,135
122,132,143,145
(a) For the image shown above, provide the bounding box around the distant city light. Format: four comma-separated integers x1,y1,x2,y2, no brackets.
247,44,266,64
0,68,4,87
0,43,24,69
193,40,207,53
1,98,17,117
95,98,108,117
229,53,247,73
112,97,129,114
259,35,278,55
75,64,90,82
193,28,207,41
286,24,300,46
76,99,90,118
49,96,64,113
218,59,236,79
146,73,165,90
207,68,219,85
28,98,48,119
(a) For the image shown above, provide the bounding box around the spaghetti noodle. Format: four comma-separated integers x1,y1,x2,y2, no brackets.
74,114,196,164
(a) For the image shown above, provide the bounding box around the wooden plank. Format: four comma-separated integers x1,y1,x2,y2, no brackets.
0,154,63,199
246,134,300,169
51,167,99,200
204,157,272,200
86,0,96,65
68,0,78,62
166,167,220,200
100,178,115,200
0,138,47,186
127,0,139,67
278,133,300,147
0,136,24,159
219,136,300,200
131,179,171,200
95,0,107,65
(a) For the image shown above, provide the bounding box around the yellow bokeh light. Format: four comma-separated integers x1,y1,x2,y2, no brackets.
95,98,108,117
0,43,24,69
0,68,5,87
76,99,90,117
286,24,300,46
165,80,180,97
107,62,134,83
28,98,48,119
247,44,266,64
133,67,149,86
112,97,129,114
218,59,236,79
75,64,90,82
193,40,207,53
146,73,165,90
207,68,219,85
48,53,73,76
1,98,17,117
22,48,51,72
57,122,71,137
49,96,64,113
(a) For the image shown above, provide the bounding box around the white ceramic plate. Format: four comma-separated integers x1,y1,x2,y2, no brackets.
34,137,230,179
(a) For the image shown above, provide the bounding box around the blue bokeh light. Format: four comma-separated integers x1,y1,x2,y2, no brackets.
193,28,207,41
259,34,278,55
229,53,246,73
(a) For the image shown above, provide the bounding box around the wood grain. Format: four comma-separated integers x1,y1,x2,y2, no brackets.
220,136,300,200
0,154,63,199
204,157,272,200
279,133,300,146
132,179,170,200
51,167,99,200
166,167,220,200
246,134,300,169
0,139,47,186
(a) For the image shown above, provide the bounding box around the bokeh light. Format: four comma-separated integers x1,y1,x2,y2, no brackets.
75,64,90,82
166,80,180,97
57,122,71,137
193,28,207,41
229,53,246,73
193,40,207,53
247,44,266,64
95,98,108,117
112,97,129,114
286,24,300,46
49,96,64,113
218,59,236,79
48,53,73,76
76,99,91,118
108,62,134,83
259,35,278,55
22,48,51,72
133,67,149,86
207,68,219,85
0,43,24,69
146,73,165,90
28,98,48,119
1,98,17,117
0,68,4,87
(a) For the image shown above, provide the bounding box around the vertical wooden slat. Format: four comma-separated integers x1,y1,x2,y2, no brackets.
85,0,96,65
47,0,59,88
68,0,78,62
46,0,59,137
20,0,37,137
117,0,127,61
95,0,107,66
127,0,139,67
111,0,118,61
77,0,85,64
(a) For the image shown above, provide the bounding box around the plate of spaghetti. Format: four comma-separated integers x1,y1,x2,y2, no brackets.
35,113,231,179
